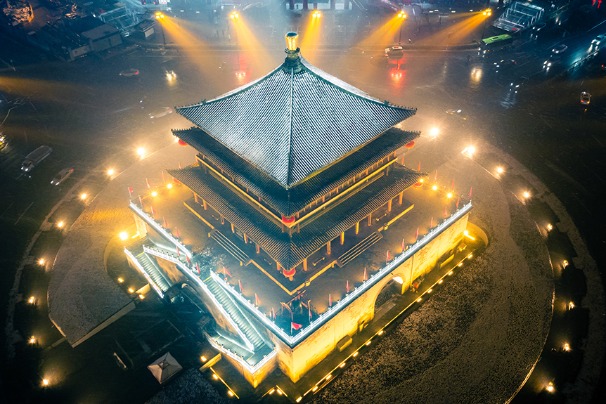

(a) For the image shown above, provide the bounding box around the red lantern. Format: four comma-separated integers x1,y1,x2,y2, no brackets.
405,141,415,149
281,215,296,224
178,139,187,146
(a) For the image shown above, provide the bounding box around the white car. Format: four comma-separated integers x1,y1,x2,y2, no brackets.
51,167,74,185
149,107,173,119
385,45,404,58
591,34,605,47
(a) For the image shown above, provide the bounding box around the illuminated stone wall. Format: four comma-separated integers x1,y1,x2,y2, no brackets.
272,212,470,382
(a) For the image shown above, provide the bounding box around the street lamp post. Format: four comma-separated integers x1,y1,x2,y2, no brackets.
397,10,407,44
155,12,166,48
481,8,492,39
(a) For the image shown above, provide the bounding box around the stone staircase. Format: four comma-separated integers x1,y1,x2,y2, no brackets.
204,277,266,351
135,251,173,293
337,232,383,268
210,229,251,265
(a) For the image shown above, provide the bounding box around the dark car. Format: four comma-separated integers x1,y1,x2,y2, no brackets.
50,167,74,185
493,59,517,72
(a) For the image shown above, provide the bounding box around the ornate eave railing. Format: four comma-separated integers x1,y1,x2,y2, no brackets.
214,201,473,347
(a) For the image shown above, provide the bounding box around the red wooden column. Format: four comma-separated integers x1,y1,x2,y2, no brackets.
355,221,360,235
367,213,372,226
399,191,404,205
327,240,332,255
387,199,393,213
303,258,308,271
340,231,345,245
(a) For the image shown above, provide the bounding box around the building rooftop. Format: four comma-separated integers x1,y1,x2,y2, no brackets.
174,126,420,216
176,54,416,189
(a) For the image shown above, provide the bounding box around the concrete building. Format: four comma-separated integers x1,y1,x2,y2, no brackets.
125,32,472,387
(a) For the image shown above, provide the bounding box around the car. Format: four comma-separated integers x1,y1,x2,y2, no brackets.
149,106,173,119
385,45,404,59
590,34,606,52
591,34,606,47
542,54,562,70
530,23,547,40
580,91,591,105
165,70,177,81
532,23,547,32
445,109,468,120
493,59,517,72
0,132,6,151
551,44,568,54
119,68,140,77
50,167,74,185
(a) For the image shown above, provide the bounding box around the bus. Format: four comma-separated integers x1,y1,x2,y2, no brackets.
479,34,514,56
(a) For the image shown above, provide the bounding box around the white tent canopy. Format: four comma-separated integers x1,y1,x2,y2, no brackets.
148,352,183,384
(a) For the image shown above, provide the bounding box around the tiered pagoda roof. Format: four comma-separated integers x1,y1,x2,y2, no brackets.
173,125,420,217
175,55,416,189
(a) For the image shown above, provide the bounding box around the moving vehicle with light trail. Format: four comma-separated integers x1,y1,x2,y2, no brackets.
21,145,52,172
479,34,514,57
50,167,74,185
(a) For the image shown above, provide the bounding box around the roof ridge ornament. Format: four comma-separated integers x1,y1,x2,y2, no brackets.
283,32,303,73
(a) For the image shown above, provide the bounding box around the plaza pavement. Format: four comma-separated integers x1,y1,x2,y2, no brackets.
44,131,605,402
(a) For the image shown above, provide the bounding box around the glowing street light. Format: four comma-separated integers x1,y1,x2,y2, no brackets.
128,287,135,294
546,223,553,231
166,183,173,190
496,166,505,175
42,378,49,387
562,342,571,352
545,381,555,393
429,127,440,138
28,336,37,345
38,258,46,266
462,145,476,158
568,301,575,310
79,192,88,201
56,220,65,229
447,192,453,199
28,296,36,305
107,168,116,177
431,184,438,191
136,147,146,159
119,231,129,241
151,190,158,197
117,277,124,284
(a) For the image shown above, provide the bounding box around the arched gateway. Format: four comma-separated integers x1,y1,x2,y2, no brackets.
125,32,472,388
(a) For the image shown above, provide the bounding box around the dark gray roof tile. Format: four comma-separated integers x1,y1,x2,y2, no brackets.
176,57,416,188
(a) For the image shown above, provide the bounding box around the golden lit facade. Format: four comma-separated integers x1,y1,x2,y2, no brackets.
126,33,471,387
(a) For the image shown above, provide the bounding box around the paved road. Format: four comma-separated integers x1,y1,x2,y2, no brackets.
1,4,605,400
